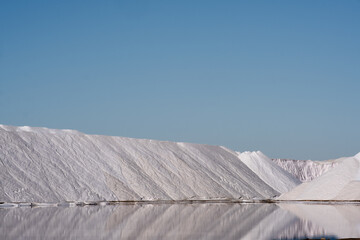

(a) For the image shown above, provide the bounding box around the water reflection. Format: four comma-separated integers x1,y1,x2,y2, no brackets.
1,203,360,239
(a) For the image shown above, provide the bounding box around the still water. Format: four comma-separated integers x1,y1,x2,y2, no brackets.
1,202,360,239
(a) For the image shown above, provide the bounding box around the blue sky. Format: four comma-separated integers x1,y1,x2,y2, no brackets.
1,1,359,160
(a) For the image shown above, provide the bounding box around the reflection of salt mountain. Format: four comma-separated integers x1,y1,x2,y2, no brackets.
0,124,296,202
0,203,331,240
271,158,338,182
279,153,360,200
279,203,360,238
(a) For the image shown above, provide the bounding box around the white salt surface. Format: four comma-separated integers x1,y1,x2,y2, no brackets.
2,124,358,202
279,153,360,200
271,158,338,182
0,124,291,202
237,151,300,193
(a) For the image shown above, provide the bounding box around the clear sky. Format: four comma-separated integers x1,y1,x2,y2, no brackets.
1,1,359,160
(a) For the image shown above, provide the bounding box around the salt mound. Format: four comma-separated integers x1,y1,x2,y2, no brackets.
0,124,281,202
237,151,300,193
279,153,360,200
271,158,338,182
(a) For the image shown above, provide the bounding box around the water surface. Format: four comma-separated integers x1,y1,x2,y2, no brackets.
1,202,359,239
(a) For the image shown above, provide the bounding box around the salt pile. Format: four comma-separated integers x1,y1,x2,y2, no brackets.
279,153,360,200
271,158,338,182
237,151,300,193
0,124,294,203
2,124,358,203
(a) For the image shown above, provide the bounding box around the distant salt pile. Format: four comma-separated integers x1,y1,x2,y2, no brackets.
237,151,300,193
271,158,338,182
279,153,360,200
0,124,292,203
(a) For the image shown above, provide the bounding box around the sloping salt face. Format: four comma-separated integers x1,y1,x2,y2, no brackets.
279,154,360,200
0,125,279,202
271,158,338,182
237,151,301,194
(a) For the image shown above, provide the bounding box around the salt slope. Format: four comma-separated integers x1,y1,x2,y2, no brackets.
279,153,360,200
0,124,280,202
237,151,300,193
271,158,338,182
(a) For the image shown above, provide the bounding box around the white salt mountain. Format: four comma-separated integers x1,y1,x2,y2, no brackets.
271,158,338,182
237,151,300,193
279,153,360,200
0,124,296,203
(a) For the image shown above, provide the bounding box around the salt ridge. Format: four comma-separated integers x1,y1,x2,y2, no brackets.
279,153,360,200
271,158,338,182
237,151,300,193
0,124,294,202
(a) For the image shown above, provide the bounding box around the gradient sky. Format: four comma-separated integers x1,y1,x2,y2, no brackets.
1,1,359,160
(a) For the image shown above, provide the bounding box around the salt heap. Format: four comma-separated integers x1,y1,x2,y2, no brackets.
279,153,360,200
0,124,294,203
271,158,338,182
237,151,300,193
